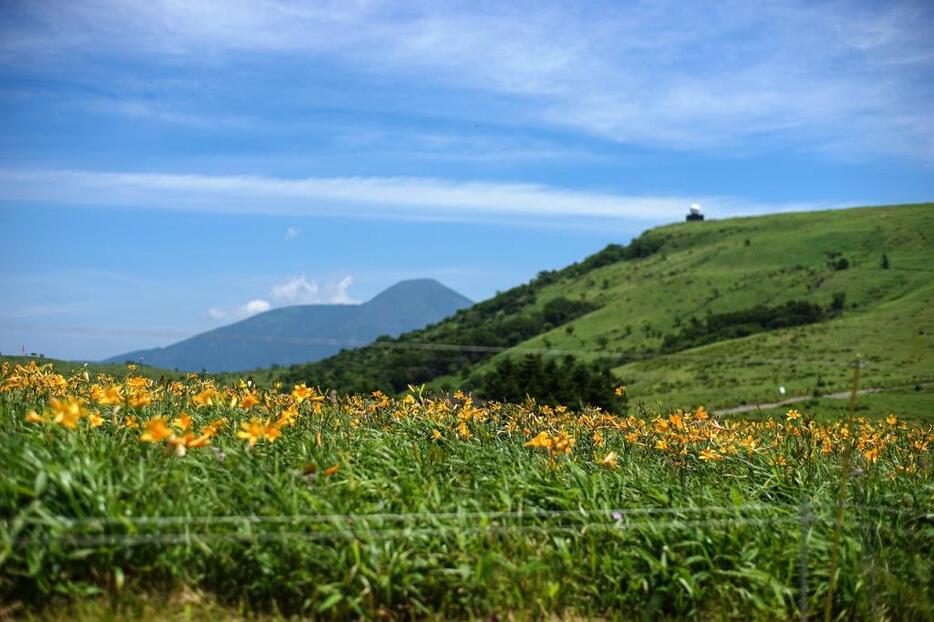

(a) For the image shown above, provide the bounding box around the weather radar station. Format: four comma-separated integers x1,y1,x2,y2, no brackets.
686,203,705,222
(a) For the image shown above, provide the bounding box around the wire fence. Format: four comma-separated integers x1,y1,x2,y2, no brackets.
5,502,929,549
7,514,928,547
16,516,821,548
8,501,928,529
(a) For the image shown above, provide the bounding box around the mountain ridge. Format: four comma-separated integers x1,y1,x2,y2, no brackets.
102,279,473,372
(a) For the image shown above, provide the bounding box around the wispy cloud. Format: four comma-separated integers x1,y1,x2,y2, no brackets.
2,1,931,159
0,302,92,319
208,299,270,321
284,226,301,240
81,97,258,130
0,168,840,226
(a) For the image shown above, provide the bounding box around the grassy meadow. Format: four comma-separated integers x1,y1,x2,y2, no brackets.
277,204,934,414
1,361,932,620
479,204,934,408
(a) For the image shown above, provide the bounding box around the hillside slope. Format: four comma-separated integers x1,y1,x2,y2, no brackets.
103,279,472,372
281,204,933,409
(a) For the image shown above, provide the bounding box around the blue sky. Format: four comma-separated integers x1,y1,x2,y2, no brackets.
1,0,932,360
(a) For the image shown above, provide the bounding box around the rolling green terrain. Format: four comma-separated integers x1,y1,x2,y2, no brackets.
281,204,934,411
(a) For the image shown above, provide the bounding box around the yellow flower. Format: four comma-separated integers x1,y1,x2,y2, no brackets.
25,410,45,424
863,447,880,464
49,397,85,429
277,405,299,427
170,432,211,452
593,430,605,447
125,376,149,390
886,414,897,426
431,429,443,441
613,385,626,397
698,448,722,462
201,417,227,437
291,383,322,404
553,432,576,454
456,420,472,439
239,391,259,410
88,412,104,427
654,438,669,451
599,451,619,469
264,424,282,442
128,390,153,409
191,388,218,407
140,416,172,442
525,431,553,449
237,417,266,447
124,415,139,429
92,384,123,405
786,409,801,422
323,464,341,477
171,412,193,432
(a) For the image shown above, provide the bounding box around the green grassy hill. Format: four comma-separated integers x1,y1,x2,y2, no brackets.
280,203,933,410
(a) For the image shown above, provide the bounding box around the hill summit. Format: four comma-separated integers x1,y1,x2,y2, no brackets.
103,279,472,372
277,203,933,409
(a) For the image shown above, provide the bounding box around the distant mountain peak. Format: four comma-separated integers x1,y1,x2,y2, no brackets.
102,278,472,372
366,278,472,306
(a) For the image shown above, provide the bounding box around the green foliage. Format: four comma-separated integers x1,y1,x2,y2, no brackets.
542,297,598,326
661,299,831,353
830,292,846,312
471,354,621,409
0,394,931,620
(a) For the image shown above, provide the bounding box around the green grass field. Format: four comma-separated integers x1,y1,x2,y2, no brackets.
1,362,932,620
473,204,934,409
276,204,934,414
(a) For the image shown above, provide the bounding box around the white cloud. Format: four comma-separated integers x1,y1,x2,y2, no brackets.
2,1,931,159
0,168,843,225
331,276,355,305
208,298,270,321
244,299,271,314
285,226,301,240
271,275,318,303
271,274,358,305
210,274,357,323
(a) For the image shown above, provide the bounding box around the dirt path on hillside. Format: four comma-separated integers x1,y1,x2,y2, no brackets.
713,388,883,416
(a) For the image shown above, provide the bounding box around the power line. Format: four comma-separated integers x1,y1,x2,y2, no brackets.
0,321,877,367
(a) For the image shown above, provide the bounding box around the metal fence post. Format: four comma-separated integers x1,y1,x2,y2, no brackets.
800,494,810,621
